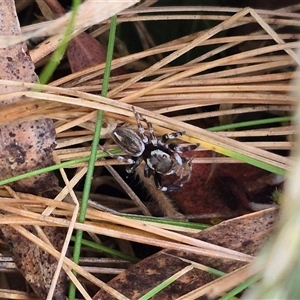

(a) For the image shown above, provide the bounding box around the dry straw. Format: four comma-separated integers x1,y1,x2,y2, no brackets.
0,1,299,299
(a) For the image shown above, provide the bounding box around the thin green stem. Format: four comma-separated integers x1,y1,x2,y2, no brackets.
39,0,81,84
208,116,292,132
0,149,121,186
221,149,286,175
68,15,117,300
219,274,261,300
70,236,140,263
119,214,210,230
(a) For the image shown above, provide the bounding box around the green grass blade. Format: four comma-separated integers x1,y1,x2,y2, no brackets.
70,236,140,263
68,14,118,300
219,274,261,300
0,149,121,186
208,116,292,132
39,0,82,84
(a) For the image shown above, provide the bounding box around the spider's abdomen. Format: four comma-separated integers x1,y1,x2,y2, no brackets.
111,128,145,157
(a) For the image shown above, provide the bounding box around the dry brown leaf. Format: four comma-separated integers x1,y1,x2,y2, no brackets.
93,207,278,299
0,1,66,299
41,0,108,73
165,151,281,218
67,32,108,73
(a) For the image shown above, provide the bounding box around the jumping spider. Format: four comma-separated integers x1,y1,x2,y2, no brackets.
101,107,199,192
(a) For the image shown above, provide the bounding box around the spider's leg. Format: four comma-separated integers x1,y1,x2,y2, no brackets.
144,164,152,178
126,157,142,173
160,132,199,152
132,106,158,145
141,116,157,145
159,157,193,192
132,106,148,143
154,172,164,191
167,142,199,153
174,158,193,186
161,131,185,143
99,146,135,164
153,172,181,192
159,178,188,192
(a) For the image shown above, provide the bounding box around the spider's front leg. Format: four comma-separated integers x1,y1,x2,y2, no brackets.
161,131,185,143
168,142,199,153
173,157,193,186
144,163,153,178
154,157,194,192
154,172,182,192
143,161,175,191
160,132,199,153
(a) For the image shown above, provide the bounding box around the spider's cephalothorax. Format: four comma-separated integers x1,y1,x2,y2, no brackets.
103,107,199,192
